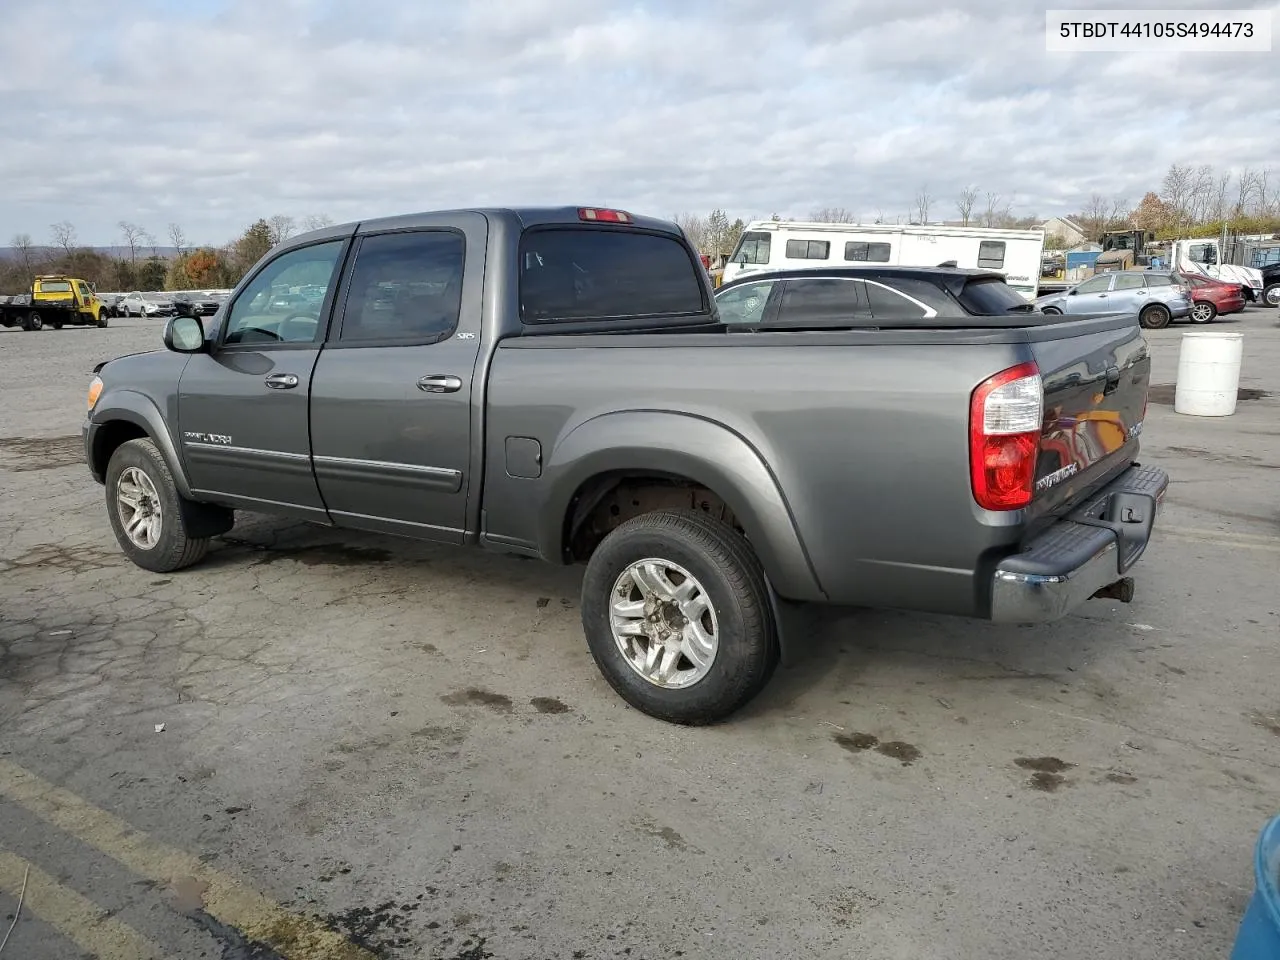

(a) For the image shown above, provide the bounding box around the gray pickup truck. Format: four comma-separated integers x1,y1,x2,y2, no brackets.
84,206,1168,724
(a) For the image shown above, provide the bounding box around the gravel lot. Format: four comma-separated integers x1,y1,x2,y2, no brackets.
2,308,1278,960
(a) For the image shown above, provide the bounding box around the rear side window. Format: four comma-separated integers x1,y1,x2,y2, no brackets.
785,239,830,260
977,241,1006,269
732,231,772,265
777,278,869,324
339,231,465,344
1113,273,1145,291
844,241,891,262
1144,273,1175,287
520,228,703,323
959,278,1031,314
865,281,931,320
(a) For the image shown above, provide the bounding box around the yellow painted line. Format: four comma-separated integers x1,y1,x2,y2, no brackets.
1162,527,1280,553
0,760,375,960
0,848,168,960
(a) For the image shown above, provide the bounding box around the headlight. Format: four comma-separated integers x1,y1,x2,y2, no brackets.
87,376,103,411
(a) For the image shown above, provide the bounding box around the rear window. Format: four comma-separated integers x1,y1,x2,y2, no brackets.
959,278,1031,314
519,228,704,323
39,280,72,293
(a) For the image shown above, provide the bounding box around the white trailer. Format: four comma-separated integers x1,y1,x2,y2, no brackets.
723,221,1046,298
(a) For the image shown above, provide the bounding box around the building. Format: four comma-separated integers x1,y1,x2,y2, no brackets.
1037,216,1087,247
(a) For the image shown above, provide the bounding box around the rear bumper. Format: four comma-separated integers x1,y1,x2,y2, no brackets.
990,464,1169,623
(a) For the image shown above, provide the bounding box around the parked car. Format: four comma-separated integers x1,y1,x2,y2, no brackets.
83,206,1165,724
1177,271,1247,322
97,293,124,318
171,292,222,318
116,292,176,318
1034,269,1191,329
713,265,1040,326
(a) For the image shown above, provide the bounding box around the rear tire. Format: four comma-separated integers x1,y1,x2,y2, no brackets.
1190,301,1216,323
1139,304,1171,329
24,312,43,332
580,509,778,725
105,438,211,573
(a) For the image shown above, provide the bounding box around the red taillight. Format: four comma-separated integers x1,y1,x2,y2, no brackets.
578,207,632,223
969,361,1043,511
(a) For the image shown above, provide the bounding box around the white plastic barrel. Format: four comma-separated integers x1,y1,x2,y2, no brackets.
1174,330,1244,417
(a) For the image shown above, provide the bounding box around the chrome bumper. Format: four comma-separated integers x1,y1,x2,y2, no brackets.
991,465,1169,623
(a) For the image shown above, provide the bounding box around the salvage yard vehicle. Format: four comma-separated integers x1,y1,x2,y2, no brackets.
1172,236,1266,303
83,206,1167,724
116,291,176,317
0,275,109,331
1179,271,1247,322
1034,269,1192,329
722,220,1046,300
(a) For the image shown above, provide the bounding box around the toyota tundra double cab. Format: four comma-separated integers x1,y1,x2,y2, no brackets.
83,206,1168,724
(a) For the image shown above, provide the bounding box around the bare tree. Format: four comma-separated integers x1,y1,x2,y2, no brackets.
301,213,334,231
168,223,188,255
982,191,1011,228
140,228,158,257
268,215,296,245
1107,197,1130,230
913,186,933,225
674,213,708,251
118,221,144,262
50,221,77,256
1186,164,1216,225
809,207,858,223
956,186,978,226
11,233,36,282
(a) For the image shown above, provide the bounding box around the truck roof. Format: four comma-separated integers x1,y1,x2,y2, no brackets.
287,206,683,247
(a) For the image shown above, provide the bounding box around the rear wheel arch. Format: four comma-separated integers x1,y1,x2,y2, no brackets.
541,412,826,602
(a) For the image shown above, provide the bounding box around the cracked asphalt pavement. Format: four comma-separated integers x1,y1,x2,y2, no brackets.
2,311,1279,959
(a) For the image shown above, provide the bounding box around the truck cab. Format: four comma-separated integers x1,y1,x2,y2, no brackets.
0,276,108,331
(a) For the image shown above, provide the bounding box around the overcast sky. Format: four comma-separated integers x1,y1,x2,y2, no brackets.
3,0,1277,245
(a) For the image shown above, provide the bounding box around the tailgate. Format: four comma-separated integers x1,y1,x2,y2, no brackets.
1027,320,1149,517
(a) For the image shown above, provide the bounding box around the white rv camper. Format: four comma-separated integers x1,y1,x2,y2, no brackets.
723,221,1046,299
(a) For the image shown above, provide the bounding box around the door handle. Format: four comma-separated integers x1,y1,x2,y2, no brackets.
1103,366,1121,395
417,375,462,394
264,373,299,390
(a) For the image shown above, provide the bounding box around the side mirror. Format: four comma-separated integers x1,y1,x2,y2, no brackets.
1068,288,1077,295
163,315,206,353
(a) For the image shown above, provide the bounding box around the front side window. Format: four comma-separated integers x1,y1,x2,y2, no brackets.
977,240,1006,269
1075,275,1112,295
339,231,465,344
844,241,892,262
1188,243,1217,265
520,228,703,323
732,231,772,265
715,280,777,324
223,240,344,345
784,238,830,261
1113,273,1145,291
777,277,867,323
77,283,91,298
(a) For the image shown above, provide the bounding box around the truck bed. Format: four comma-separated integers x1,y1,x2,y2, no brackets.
481,312,1149,617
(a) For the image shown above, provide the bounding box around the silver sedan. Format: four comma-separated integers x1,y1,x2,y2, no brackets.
1035,270,1192,329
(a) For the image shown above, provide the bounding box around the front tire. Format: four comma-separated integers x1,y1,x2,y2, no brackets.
580,509,778,725
1264,283,1280,309
1190,301,1216,323
105,438,211,572
97,312,109,328
1139,304,1171,329
1041,306,1062,315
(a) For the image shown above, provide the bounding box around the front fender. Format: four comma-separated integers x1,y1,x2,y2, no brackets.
537,410,826,602
88,389,193,498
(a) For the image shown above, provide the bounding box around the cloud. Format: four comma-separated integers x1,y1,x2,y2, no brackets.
1,0,1278,243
